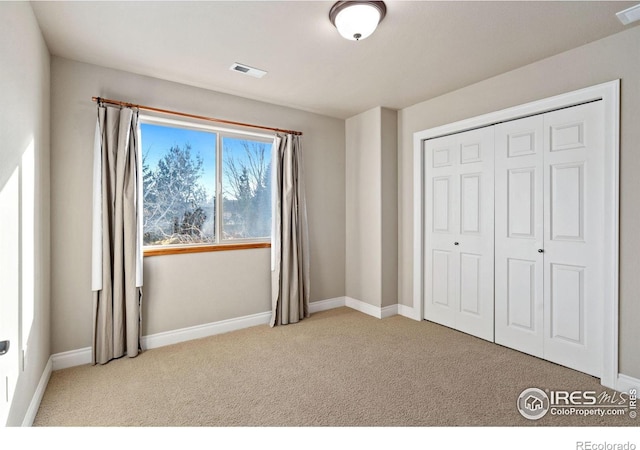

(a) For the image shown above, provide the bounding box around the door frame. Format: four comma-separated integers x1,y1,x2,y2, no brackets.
412,80,620,390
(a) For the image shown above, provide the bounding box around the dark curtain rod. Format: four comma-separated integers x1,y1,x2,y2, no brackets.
92,96,303,136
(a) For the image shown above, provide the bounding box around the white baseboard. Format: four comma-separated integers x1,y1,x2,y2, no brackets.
381,304,398,318
142,311,272,350
309,296,346,313
345,296,379,318
49,298,353,371
310,296,399,319
21,357,53,427
616,373,640,394
316,296,405,320
345,296,397,319
48,297,404,373
52,347,92,370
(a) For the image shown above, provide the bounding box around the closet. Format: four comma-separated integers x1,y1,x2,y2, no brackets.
423,100,605,377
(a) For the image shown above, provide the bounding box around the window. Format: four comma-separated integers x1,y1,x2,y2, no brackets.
140,117,273,252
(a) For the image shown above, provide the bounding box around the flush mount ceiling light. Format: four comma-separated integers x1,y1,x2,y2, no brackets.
329,1,386,41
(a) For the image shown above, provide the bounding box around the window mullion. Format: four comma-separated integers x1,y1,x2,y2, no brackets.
215,133,223,243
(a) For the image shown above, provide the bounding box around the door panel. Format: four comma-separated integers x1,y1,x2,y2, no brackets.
507,131,537,157
424,127,494,342
506,258,536,331
550,163,585,241
508,168,536,238
432,144,453,168
550,122,585,152
432,176,451,232
460,142,481,163
454,128,494,341
460,174,481,234
432,250,452,307
0,168,21,425
550,263,585,344
425,135,458,328
460,253,481,315
543,102,604,377
495,115,544,357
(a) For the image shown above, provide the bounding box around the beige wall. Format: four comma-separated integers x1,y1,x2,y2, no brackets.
398,26,640,378
50,57,345,354
0,2,51,426
346,108,381,306
380,108,398,308
345,107,397,308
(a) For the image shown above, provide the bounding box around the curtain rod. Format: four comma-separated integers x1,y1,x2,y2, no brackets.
92,96,303,136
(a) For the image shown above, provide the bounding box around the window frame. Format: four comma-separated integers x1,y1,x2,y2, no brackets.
139,114,274,257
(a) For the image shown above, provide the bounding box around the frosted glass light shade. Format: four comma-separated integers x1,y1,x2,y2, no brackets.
330,1,386,41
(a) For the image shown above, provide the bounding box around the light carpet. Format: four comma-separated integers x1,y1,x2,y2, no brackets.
33,307,637,426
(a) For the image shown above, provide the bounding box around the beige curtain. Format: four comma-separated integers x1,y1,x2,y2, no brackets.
270,134,310,326
91,104,143,364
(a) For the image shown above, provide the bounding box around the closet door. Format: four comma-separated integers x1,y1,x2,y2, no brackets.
495,101,604,377
494,115,544,357
424,134,458,329
424,127,494,341
542,102,604,377
456,128,494,341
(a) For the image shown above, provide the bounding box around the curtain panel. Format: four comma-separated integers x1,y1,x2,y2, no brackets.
270,133,310,326
91,105,143,364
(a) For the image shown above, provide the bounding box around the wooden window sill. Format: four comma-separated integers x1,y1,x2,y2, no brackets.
143,242,271,257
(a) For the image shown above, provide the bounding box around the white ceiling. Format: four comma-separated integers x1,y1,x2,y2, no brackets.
30,1,638,119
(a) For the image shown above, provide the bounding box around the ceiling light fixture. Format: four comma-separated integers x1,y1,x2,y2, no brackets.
329,1,386,41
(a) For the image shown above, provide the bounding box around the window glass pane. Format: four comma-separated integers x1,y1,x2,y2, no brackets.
222,136,272,240
141,122,216,245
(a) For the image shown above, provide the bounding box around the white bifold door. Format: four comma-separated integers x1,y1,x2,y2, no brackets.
423,100,605,377
494,101,604,377
423,127,494,342
0,169,20,425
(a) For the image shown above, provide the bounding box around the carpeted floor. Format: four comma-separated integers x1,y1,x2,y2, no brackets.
33,307,637,426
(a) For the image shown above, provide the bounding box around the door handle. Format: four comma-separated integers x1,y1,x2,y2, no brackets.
454,242,459,246
538,249,544,253
0,340,9,356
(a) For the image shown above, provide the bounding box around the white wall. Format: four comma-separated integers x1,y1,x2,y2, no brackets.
0,2,51,426
398,26,640,378
345,107,397,308
50,57,345,354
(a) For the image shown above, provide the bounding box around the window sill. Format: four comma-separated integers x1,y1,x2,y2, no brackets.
143,242,271,257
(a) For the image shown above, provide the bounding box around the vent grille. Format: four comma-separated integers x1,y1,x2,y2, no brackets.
229,63,267,78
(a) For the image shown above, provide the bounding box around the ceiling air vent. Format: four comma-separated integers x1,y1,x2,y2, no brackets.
229,63,267,78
